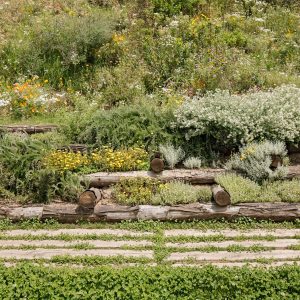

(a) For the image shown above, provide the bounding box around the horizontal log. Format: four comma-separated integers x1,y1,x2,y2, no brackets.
86,169,225,187
0,202,299,222
93,202,300,222
0,205,43,221
42,203,97,223
0,125,58,134
85,166,300,187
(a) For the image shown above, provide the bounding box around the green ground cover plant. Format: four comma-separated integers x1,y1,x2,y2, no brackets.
112,178,212,205
0,217,298,231
0,263,299,299
216,173,300,204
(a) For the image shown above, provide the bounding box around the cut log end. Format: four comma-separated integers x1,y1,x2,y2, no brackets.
150,158,164,173
271,155,283,169
212,185,231,207
79,188,102,209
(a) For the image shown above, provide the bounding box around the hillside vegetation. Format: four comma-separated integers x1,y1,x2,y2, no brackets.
0,0,300,202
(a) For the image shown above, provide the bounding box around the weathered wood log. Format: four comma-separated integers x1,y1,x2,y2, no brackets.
59,144,87,153
85,166,300,187
0,202,299,222
286,165,300,179
42,203,97,223
0,125,58,134
86,169,225,187
0,205,43,221
212,185,231,207
93,202,300,222
79,188,102,209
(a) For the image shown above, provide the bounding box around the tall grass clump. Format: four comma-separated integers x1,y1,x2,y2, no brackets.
0,9,116,90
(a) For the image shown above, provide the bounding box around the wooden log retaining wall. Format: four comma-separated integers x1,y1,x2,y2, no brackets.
0,202,299,222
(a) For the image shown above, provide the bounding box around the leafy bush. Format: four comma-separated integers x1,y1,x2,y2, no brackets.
0,133,86,202
0,263,299,299
63,103,182,151
0,133,51,195
159,144,185,169
183,157,202,169
175,86,300,150
151,0,204,16
226,141,288,183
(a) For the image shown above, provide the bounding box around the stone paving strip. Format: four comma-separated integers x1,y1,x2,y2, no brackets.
0,249,154,260
164,229,300,238
3,229,153,237
0,240,153,248
166,239,300,249
167,250,300,262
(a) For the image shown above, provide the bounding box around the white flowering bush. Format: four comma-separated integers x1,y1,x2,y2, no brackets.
225,141,289,183
175,85,300,148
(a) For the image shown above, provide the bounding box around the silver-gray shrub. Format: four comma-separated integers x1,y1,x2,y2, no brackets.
183,157,202,169
225,140,288,183
175,85,300,147
159,144,185,169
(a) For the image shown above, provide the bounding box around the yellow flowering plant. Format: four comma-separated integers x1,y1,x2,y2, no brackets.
91,147,149,172
42,150,90,173
42,147,149,173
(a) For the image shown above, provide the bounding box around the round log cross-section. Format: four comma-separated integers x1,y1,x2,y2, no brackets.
212,185,231,207
150,158,164,173
79,188,102,208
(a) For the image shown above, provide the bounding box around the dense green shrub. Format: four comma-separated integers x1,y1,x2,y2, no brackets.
0,263,299,299
216,173,261,204
0,133,85,202
175,85,300,150
63,103,182,151
264,179,300,203
151,0,204,16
